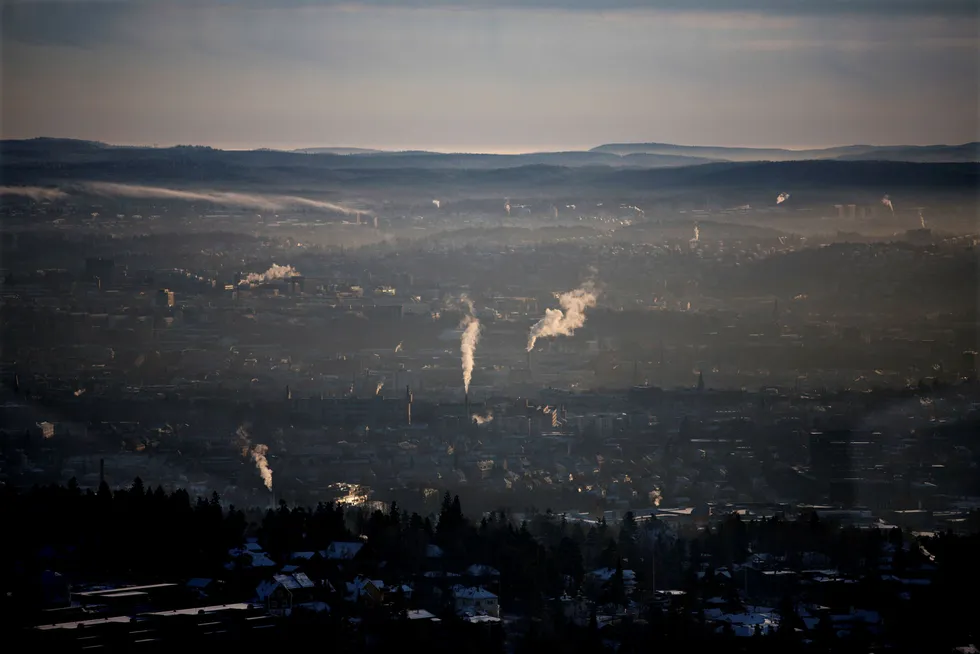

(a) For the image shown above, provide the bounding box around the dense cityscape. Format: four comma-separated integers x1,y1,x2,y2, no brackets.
3,0,979,650
2,139,978,651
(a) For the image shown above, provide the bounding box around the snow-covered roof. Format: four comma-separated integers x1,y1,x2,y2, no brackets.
704,607,780,637
274,574,302,590
451,585,498,600
249,552,277,567
257,572,316,599
322,541,364,560
407,609,437,620
466,564,501,577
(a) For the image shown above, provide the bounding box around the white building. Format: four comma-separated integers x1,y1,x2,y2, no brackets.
451,585,500,618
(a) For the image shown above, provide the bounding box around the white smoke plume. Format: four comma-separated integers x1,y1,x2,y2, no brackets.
919,209,927,229
240,263,300,286
0,186,68,201
80,182,366,216
251,444,274,491
691,224,700,243
776,192,790,205
376,381,384,396
236,425,273,491
881,195,894,214
395,341,403,353
527,283,598,351
460,313,482,394
472,410,493,425
505,199,511,216
432,199,441,209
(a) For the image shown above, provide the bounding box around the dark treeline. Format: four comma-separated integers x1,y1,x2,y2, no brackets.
3,479,979,653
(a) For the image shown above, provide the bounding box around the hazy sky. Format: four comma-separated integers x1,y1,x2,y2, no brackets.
2,0,978,152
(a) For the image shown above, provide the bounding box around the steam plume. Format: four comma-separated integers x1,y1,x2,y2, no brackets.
240,263,300,286
919,209,927,229
691,224,700,243
395,341,403,353
776,192,790,205
881,195,894,214
376,381,384,396
432,199,441,209
527,283,597,351
0,186,68,201
80,182,365,216
236,425,273,491
472,410,493,425
251,444,273,491
504,199,511,216
460,314,482,394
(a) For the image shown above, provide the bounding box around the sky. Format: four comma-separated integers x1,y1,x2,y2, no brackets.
2,0,978,153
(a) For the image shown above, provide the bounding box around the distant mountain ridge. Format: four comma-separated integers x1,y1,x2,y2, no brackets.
590,141,980,163
3,137,976,167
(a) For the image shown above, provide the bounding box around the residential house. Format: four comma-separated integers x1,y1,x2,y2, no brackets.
345,576,385,606
451,585,500,618
255,572,316,616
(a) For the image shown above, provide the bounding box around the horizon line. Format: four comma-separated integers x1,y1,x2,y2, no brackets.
2,135,976,155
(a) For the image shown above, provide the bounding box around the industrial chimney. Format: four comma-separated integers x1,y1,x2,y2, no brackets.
406,385,413,425
99,458,105,485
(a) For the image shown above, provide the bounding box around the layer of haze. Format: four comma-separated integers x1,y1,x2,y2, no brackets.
2,0,978,152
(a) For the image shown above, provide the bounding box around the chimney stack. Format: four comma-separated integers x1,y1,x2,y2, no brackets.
465,392,470,423
99,458,105,485
406,385,413,425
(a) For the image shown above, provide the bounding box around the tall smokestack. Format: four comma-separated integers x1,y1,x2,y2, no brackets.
406,385,413,425
465,391,470,422
99,458,105,485
527,350,532,373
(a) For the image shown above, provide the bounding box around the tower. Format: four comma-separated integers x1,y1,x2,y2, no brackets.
406,385,413,425
697,371,704,391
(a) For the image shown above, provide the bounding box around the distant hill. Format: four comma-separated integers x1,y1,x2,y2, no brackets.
2,137,977,197
292,147,386,155
0,139,718,171
590,141,980,163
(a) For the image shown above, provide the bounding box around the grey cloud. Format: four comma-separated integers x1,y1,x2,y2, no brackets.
5,0,976,49
5,0,978,14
